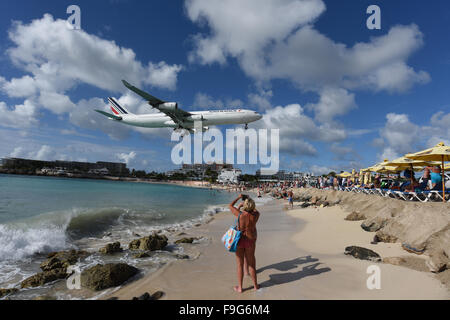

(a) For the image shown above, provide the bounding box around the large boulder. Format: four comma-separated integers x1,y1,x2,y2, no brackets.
81,263,139,291
0,288,18,299
99,242,123,254
344,246,381,262
40,250,88,272
128,234,168,251
374,231,398,243
361,217,387,232
345,211,366,221
21,268,67,288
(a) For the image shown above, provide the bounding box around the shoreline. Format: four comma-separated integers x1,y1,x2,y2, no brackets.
104,196,449,300
0,172,230,191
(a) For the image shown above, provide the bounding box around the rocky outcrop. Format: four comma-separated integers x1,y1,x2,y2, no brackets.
133,252,150,259
40,250,88,272
129,234,168,251
81,263,139,291
0,288,18,299
361,217,387,232
345,211,366,221
344,246,381,262
21,250,88,288
175,237,199,244
132,291,164,300
99,242,123,254
374,231,398,243
21,268,67,288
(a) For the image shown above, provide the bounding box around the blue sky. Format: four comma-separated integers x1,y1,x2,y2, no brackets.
0,0,449,174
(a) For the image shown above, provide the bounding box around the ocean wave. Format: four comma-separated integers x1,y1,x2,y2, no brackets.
0,224,69,261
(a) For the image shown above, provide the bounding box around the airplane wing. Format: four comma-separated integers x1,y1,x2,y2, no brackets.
122,80,165,106
95,110,122,121
122,80,192,127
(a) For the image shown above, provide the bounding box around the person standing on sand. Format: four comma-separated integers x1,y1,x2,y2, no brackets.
287,190,294,209
228,194,260,293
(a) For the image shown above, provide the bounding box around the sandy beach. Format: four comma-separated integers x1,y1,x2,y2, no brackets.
106,196,449,300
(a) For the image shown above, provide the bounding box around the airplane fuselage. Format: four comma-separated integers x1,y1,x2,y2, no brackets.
116,109,262,129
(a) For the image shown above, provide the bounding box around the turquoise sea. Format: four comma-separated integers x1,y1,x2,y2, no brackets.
0,174,244,298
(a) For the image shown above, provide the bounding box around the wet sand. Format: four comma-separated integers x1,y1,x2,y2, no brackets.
106,200,449,300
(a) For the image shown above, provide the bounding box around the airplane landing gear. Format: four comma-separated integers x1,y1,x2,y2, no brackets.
245,123,248,130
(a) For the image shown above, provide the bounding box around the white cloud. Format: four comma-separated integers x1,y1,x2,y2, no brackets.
307,87,356,123
186,0,326,65
116,151,137,165
375,111,450,161
38,91,76,115
34,145,56,161
253,103,347,156
10,146,25,158
0,100,38,129
186,1,429,93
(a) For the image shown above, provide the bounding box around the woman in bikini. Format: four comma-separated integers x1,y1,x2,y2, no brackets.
228,194,260,293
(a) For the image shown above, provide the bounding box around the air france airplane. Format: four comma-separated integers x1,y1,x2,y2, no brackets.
95,80,263,133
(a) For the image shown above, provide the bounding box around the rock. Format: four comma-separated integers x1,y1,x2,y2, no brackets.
107,297,119,300
129,234,168,251
298,195,311,202
310,196,320,205
176,254,190,260
345,211,366,221
137,292,151,300
383,257,406,266
132,291,164,300
361,219,385,232
344,246,381,262
0,288,18,298
21,268,68,288
300,202,311,208
99,242,123,254
175,237,198,244
194,224,201,227
81,263,139,291
151,291,164,300
426,257,447,273
375,231,398,243
133,233,141,237
176,232,187,236
133,252,150,259
41,250,88,272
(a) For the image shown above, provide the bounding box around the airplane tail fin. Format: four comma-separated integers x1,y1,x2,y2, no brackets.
108,97,134,116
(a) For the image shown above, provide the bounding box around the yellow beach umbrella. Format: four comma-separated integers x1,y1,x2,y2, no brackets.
338,171,352,178
385,156,436,187
406,142,450,202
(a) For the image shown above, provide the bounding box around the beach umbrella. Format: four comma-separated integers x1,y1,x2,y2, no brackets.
384,156,436,188
337,171,352,178
405,142,450,202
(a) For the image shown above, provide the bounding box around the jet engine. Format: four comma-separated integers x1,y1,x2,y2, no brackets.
157,102,178,111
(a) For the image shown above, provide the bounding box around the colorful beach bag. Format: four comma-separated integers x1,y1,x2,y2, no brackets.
221,213,241,252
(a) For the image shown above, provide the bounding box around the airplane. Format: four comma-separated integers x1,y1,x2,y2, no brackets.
95,80,263,133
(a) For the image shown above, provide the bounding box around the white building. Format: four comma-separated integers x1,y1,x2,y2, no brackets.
217,168,242,184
